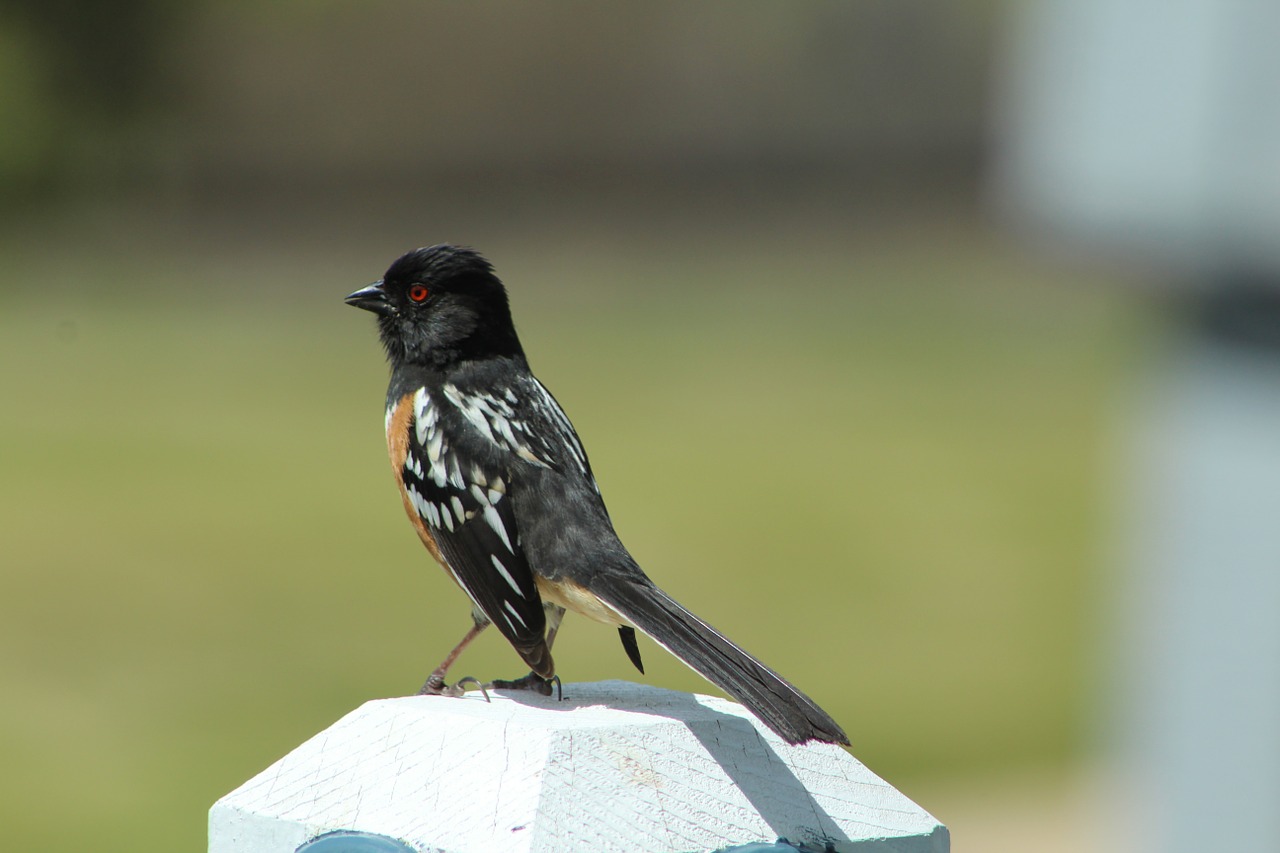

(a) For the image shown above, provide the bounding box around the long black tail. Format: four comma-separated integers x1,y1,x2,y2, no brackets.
590,573,849,745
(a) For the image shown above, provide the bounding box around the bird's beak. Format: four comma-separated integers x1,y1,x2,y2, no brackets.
345,281,393,315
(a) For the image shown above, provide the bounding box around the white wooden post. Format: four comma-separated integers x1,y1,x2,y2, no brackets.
209,681,947,853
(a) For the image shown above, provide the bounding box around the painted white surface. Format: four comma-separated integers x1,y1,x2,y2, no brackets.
209,681,947,853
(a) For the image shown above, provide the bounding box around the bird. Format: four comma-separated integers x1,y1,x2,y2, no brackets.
345,244,848,746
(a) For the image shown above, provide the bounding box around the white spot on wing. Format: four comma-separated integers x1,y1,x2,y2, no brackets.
530,378,591,478
482,504,513,552
443,382,497,444
405,452,425,480
413,388,432,445
489,554,525,597
516,446,551,467
503,600,528,629
495,417,519,448
447,457,465,489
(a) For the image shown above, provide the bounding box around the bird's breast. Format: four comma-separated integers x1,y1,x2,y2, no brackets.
385,391,449,569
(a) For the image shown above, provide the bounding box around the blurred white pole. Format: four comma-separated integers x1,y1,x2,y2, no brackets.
991,1,1280,851
992,0,1280,276
1114,309,1280,853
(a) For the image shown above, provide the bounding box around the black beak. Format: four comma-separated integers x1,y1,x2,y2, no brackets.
344,281,393,315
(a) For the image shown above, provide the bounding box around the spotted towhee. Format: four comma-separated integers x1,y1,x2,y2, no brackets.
345,244,847,745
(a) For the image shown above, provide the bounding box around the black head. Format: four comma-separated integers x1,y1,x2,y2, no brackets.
345,244,524,368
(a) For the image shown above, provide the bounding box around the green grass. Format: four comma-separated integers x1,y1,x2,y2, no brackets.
0,215,1142,851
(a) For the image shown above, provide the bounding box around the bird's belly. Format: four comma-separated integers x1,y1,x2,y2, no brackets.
535,576,626,626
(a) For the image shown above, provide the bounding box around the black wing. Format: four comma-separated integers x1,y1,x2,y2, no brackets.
440,374,597,487
399,387,551,675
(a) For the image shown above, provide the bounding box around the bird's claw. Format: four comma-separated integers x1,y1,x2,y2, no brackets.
454,676,491,702
485,672,562,699
418,674,491,702
419,671,562,701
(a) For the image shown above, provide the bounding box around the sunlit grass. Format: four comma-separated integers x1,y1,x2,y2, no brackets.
0,217,1142,851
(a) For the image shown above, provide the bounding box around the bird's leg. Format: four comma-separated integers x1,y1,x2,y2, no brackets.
418,620,488,697
545,605,566,651
484,606,566,698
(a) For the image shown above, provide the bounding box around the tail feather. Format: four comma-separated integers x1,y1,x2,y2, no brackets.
618,626,645,674
590,574,849,745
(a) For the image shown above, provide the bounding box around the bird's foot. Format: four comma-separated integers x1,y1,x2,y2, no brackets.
418,674,490,702
485,672,561,699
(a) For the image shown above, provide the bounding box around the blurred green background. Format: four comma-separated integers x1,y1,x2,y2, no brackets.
1,3,1150,851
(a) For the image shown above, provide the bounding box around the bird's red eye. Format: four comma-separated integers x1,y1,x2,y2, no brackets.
408,285,429,302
